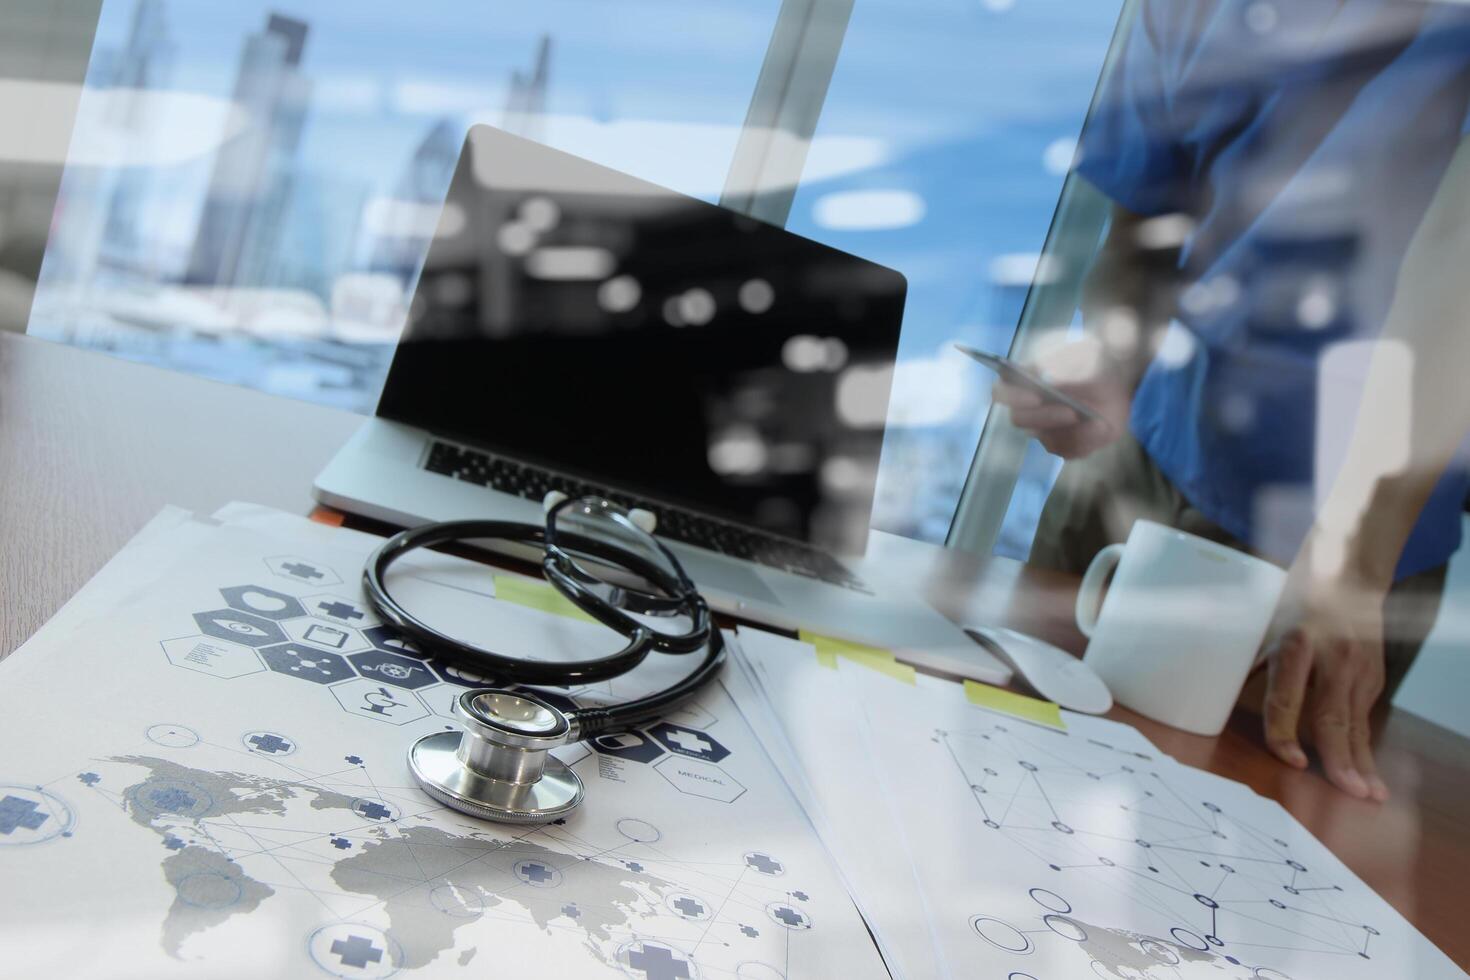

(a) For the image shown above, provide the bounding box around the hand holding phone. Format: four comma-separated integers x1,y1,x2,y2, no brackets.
956,341,1129,459
954,344,1104,422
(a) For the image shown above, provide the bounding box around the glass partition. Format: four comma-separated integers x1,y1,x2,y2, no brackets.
22,0,784,408
954,0,1470,571
783,0,1123,542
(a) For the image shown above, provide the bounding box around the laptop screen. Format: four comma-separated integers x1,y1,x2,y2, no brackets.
377,125,906,554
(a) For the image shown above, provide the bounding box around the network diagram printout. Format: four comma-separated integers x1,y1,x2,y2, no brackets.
0,520,887,980
739,629,1467,980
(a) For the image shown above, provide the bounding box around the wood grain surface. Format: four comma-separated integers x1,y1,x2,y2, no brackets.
0,333,359,657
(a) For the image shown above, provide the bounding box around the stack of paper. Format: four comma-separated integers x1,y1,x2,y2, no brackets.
732,627,1468,980
0,505,889,979
5,502,1462,979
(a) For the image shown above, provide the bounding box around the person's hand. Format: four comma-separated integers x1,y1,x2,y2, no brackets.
991,337,1133,459
1262,538,1393,802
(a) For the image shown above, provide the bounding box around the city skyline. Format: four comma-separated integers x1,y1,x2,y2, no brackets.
29,0,1122,546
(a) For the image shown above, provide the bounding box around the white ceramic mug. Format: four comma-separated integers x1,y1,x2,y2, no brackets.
1075,520,1287,736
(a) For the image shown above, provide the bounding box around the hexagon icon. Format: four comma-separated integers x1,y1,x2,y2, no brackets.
590,729,665,764
193,609,288,649
264,555,341,587
162,636,264,679
655,756,745,803
284,618,368,653
331,679,429,726
418,684,461,719
363,625,427,659
347,651,437,690
220,585,306,621
258,643,356,685
302,594,377,627
665,703,717,731
649,722,730,763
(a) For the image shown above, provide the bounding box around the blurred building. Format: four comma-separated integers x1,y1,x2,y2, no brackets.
33,0,174,295
365,118,461,286
100,0,176,272
365,35,553,289
185,13,312,291
246,170,366,301
502,34,551,143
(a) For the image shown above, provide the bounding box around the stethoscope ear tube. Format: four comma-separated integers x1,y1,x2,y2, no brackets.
370,499,727,825
541,556,714,654
363,520,658,685
572,628,726,739
362,508,724,737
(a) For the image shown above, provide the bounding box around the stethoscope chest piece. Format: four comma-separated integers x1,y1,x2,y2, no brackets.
409,689,585,824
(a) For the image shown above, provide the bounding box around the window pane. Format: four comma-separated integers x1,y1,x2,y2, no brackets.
785,0,1123,543
27,0,782,409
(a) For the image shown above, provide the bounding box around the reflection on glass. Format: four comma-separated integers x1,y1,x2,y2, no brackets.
999,0,1470,801
382,125,907,554
785,0,1125,542
24,0,782,406
1024,0,1470,581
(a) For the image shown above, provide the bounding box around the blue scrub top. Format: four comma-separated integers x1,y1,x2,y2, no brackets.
1077,0,1470,579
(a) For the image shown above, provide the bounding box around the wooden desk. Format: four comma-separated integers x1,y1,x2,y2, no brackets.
0,333,360,658
2,332,1467,969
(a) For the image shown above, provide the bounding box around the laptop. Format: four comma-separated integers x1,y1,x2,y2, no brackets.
314,125,1008,683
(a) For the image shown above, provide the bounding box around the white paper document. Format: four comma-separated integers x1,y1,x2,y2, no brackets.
738,627,1467,980
0,513,887,980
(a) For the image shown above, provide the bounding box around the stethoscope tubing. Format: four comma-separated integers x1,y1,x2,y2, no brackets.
362,517,724,738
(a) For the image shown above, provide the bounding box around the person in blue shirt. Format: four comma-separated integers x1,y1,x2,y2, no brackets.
996,0,1470,801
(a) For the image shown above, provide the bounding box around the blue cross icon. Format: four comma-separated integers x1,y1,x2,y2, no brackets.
745,853,782,874
248,734,292,754
345,755,363,765
331,837,352,850
330,934,383,969
792,890,809,901
163,836,185,851
774,906,805,927
0,796,47,835
354,800,392,821
562,904,581,919
672,897,705,918
741,925,759,938
318,600,364,620
78,773,100,786
520,862,552,883
281,562,324,580
625,861,644,873
627,944,692,980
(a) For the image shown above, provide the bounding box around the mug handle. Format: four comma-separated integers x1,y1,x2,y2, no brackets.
1075,543,1125,638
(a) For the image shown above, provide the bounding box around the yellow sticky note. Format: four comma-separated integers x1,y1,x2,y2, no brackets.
492,575,598,625
799,631,916,685
964,680,1066,731
841,650,917,685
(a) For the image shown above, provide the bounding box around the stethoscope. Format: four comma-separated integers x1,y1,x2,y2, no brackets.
362,494,724,824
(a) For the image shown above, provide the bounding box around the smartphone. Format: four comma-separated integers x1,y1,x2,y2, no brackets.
954,343,1104,423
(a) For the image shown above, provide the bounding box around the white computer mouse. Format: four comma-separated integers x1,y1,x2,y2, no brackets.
965,626,1114,715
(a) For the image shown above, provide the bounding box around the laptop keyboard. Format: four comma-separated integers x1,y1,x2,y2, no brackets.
424,440,872,594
